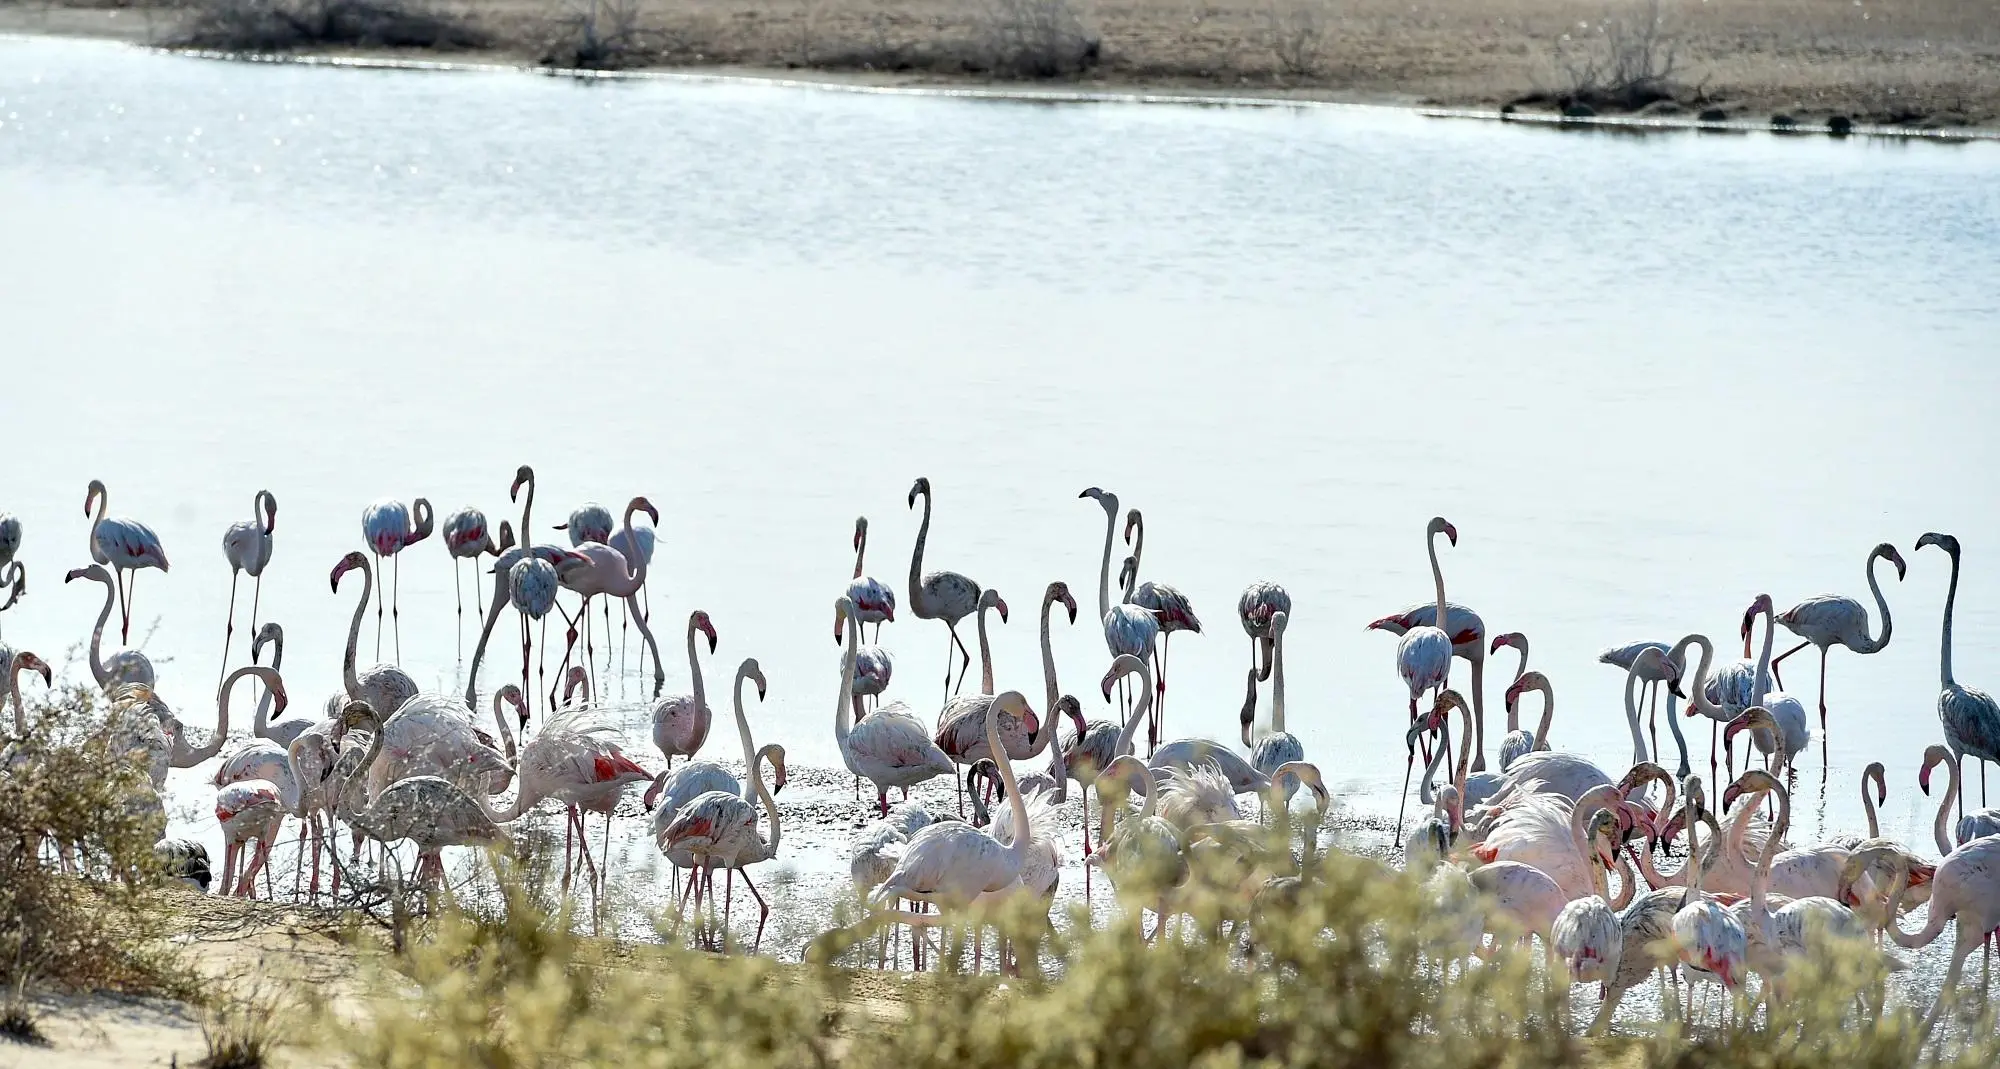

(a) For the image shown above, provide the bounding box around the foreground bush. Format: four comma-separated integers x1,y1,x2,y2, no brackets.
0,678,187,1000
332,836,2000,1069
173,0,486,52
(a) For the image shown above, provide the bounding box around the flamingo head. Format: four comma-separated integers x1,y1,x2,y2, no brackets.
331,699,379,741
562,666,590,706
498,684,529,730
64,565,103,586
1874,542,1909,580
1427,516,1457,546
84,478,106,516
509,465,533,502
1404,705,1447,748
981,589,1009,624
1117,555,1137,591
629,496,660,528
260,490,278,533
330,551,368,591
1587,809,1620,869
1744,592,1774,623
1915,532,1959,557
1917,744,1952,794
13,651,52,689
833,597,855,645
742,657,767,702
1489,631,1521,655
852,516,867,551
1122,508,1141,544
641,770,668,812
766,744,789,794
1050,581,1077,625
693,611,718,654
907,477,930,509
1055,694,1086,736
1365,610,1414,634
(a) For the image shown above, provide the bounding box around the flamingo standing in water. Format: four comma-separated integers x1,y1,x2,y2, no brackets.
360,498,434,662
1242,610,1305,806
1771,542,1906,730
1369,595,1488,768
65,564,155,693
1236,581,1290,720
84,479,169,646
1124,507,1201,746
330,551,421,720
1082,488,1159,745
1914,533,2000,814
556,501,617,681
1599,638,1693,780
510,554,561,721
219,489,277,689
651,610,719,768
906,478,983,699
835,596,955,817
1386,517,1457,847
442,505,498,661
842,516,897,643
608,510,658,683
552,498,665,702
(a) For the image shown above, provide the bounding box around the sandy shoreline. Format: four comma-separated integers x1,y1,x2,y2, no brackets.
3,0,1997,135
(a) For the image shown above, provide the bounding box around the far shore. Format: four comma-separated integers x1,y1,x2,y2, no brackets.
3,0,1997,135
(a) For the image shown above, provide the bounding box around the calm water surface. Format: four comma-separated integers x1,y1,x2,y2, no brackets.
3,36,2000,965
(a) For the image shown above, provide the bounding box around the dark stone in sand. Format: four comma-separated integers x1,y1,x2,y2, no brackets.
1828,115,1854,135
1771,114,1798,130
1698,108,1728,122
1562,103,1595,118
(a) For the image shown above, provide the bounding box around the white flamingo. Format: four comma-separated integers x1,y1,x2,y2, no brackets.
84,478,169,646
1242,610,1305,805
441,505,497,661
515,686,655,903
1082,488,1159,744
1598,638,1694,779
906,477,983,698
1123,507,1202,743
842,516,897,642
849,802,939,969
1914,532,2000,817
1388,516,1458,845
246,623,317,745
1669,775,1749,1019
1770,541,1906,730
835,596,954,816
869,689,1044,968
1089,754,1189,942
330,552,420,720
551,498,665,701
1236,580,1291,694
1741,594,1812,762
1466,781,1628,901
328,701,516,887
218,489,276,689
660,737,787,952
645,658,776,915
65,564,155,693
1550,818,1637,995
360,497,434,662
650,610,719,768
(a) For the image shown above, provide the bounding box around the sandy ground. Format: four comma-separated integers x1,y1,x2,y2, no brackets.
0,0,1996,128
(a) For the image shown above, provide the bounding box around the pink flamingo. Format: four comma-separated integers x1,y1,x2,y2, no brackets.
557,501,617,678
650,610,719,768
330,551,421,720
907,477,983,698
442,505,498,661
516,676,655,904
553,498,664,702
1368,594,1489,772
1914,532,2000,815
1082,488,1158,744
1771,542,1906,729
359,498,434,662
84,479,169,645
841,516,897,643
1123,507,1201,748
219,489,277,689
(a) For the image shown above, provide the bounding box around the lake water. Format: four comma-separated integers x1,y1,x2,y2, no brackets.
3,35,1999,976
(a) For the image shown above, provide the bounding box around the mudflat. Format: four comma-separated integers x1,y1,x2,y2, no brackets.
3,0,1996,129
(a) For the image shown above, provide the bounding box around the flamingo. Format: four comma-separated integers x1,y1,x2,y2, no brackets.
1033,581,1081,802
1061,650,1156,905
328,701,516,888
1466,808,1622,956
835,596,955,816
1123,507,1202,743
0,512,18,573
1082,489,1159,739
65,564,155,693
607,509,658,682
1490,631,1531,758
1550,815,1636,999
1090,754,1190,941
1241,610,1305,805
509,554,560,721
1588,779,1715,1033
551,498,665,702
1236,580,1291,701
842,516,897,643
651,610,719,768
213,705,320,900
84,479,169,645
360,497,434,662
329,551,421,722
1876,820,2000,1033
0,561,22,639
218,489,277,689
1770,542,1906,729
1385,516,1458,846
514,686,654,904
1741,594,1813,762
846,644,892,799
906,477,983,698
462,519,581,709
1598,639,1693,779
869,689,1044,968
556,500,617,680
645,658,774,915
1915,532,2000,815
441,505,498,661
660,738,787,952
1669,775,1749,1019
244,623,316,745
1368,587,1488,769
1918,743,2000,854
849,802,939,969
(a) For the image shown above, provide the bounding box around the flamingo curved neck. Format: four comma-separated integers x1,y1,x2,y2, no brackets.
1127,512,1145,574
750,746,782,855
1863,771,1881,839
619,501,649,587
252,634,283,737
83,571,116,688
1270,624,1287,735
1752,783,1789,918
1448,700,1474,797
976,602,996,694
342,559,371,697
88,485,107,554
183,667,262,765
834,607,861,757
1932,755,1959,856
1937,545,1959,686
1110,665,1154,758
1750,603,1778,701
1860,549,1895,654
1622,669,1648,766
853,523,867,581
1531,682,1555,748
732,671,758,802
489,692,517,760
686,619,707,714
984,698,1032,870
1680,635,1723,719
1609,849,1638,909
1571,785,1621,863
908,490,931,613
1092,497,1117,622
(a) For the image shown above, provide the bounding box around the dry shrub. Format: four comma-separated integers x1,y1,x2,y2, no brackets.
971,0,1101,78
1265,0,1332,80
200,970,295,1069
173,0,486,52
539,0,659,69
0,681,190,999
1554,0,1687,111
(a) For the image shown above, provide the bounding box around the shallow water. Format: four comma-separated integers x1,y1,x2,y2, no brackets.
3,35,1999,993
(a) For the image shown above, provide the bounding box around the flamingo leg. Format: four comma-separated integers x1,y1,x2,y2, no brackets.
454,559,464,663
372,551,384,660
723,867,735,937
1394,731,1418,849
561,805,575,895
391,553,405,664
1818,649,1829,731
601,598,612,695
947,623,973,696
219,569,241,691
1646,680,1659,765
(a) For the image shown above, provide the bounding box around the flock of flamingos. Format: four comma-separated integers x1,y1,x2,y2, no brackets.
2,469,1999,1035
